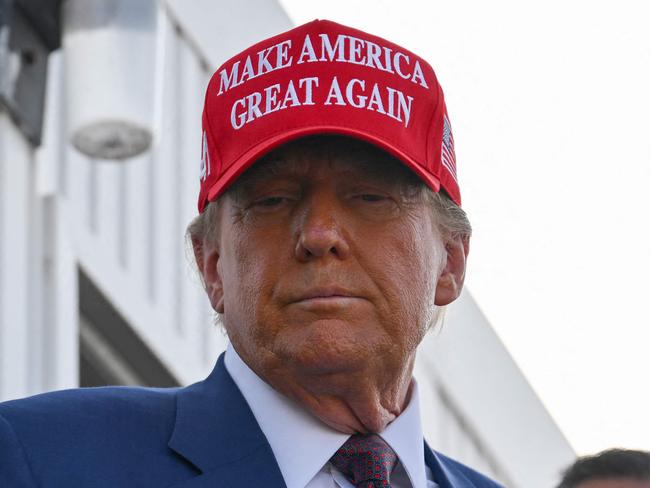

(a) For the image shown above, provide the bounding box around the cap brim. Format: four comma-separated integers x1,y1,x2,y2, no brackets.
206,126,441,204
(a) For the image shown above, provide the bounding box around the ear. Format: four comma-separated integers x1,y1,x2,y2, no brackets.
192,235,225,313
434,235,470,306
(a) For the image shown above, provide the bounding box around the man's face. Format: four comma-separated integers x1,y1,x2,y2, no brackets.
206,137,461,386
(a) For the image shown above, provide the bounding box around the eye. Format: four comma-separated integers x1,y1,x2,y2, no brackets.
348,189,399,218
352,192,393,204
358,194,388,202
255,196,287,207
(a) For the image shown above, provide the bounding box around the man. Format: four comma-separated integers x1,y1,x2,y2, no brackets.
0,20,500,487
557,449,650,488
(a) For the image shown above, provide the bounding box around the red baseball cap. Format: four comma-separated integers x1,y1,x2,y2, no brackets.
197,19,460,213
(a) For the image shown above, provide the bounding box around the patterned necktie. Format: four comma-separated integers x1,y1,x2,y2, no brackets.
329,434,398,487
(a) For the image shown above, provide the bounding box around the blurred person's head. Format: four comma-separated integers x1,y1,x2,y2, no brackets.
557,449,650,488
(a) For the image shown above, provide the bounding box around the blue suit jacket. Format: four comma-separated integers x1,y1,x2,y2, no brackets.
0,354,502,487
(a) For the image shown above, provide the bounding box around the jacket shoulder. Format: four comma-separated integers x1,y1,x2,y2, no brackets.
0,385,180,435
0,386,185,486
435,450,505,487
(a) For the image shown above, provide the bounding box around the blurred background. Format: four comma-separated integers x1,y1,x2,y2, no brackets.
1,1,648,486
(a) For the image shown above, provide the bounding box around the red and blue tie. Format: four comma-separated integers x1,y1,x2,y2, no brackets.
330,434,399,487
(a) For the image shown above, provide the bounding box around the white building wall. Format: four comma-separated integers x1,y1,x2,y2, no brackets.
0,2,575,487
415,290,576,486
63,6,224,384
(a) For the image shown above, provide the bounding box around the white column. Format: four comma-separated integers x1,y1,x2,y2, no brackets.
36,51,80,393
0,112,34,400
42,197,79,391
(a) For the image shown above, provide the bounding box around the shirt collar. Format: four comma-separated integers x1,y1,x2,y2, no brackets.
380,380,428,488
224,343,428,488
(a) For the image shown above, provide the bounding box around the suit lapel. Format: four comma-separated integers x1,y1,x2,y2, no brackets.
167,353,286,488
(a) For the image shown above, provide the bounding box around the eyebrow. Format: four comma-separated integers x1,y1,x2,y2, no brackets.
230,158,304,197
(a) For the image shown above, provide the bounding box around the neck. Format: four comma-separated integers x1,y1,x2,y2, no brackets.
252,353,417,434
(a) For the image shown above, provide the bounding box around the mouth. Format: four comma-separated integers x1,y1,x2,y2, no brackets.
291,287,363,306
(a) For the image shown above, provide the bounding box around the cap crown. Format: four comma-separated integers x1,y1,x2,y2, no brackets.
198,19,459,213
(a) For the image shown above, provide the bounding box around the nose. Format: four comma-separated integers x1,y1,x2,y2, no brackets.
294,193,351,262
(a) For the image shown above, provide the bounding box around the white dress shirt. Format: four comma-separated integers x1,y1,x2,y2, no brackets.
225,344,438,488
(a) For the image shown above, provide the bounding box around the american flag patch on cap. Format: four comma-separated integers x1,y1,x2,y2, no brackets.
441,115,457,181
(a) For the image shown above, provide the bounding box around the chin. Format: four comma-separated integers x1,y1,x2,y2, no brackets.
291,346,367,375
276,318,385,374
